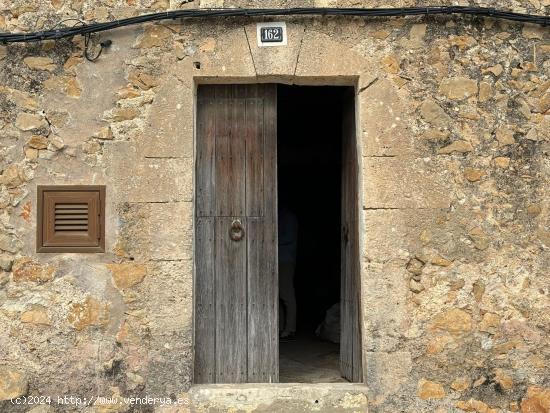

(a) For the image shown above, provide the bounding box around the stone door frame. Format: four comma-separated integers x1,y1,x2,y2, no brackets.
191,75,367,385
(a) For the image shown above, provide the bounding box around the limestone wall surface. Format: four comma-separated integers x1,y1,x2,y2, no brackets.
0,1,548,412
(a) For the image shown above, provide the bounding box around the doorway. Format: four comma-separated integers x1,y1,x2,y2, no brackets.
277,85,359,383
194,83,362,384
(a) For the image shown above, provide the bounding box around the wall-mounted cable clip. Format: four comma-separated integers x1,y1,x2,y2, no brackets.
83,33,112,62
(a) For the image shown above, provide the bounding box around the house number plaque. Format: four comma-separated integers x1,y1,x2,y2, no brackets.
257,22,287,47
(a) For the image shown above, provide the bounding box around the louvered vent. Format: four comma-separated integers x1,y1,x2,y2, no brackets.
54,203,89,232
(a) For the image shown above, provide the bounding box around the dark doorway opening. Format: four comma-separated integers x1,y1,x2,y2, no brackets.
277,85,352,383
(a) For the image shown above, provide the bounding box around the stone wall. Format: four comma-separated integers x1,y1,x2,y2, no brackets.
0,0,548,412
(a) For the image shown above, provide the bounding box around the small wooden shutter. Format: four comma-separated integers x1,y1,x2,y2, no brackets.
37,186,105,253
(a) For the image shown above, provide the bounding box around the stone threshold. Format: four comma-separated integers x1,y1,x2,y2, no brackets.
189,382,368,413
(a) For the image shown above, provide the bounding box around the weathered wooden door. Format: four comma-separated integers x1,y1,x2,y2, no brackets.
340,88,363,382
194,84,278,384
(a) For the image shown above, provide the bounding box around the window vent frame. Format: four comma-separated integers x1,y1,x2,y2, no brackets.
37,185,106,253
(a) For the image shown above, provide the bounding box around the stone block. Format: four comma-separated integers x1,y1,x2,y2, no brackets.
360,78,415,157
295,29,365,79
244,22,305,77
143,260,193,337
365,352,412,405
140,77,193,158
120,202,193,261
0,368,28,400
362,261,409,350
362,157,452,209
363,209,448,262
104,142,193,203
176,22,256,79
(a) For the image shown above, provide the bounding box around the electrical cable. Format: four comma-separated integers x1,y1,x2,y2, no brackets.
0,7,547,45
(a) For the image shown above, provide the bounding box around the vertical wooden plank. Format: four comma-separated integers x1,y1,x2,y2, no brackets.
215,217,247,383
263,84,278,382
215,95,230,217
231,99,246,216
246,84,278,383
247,217,277,381
350,114,364,382
194,217,216,383
196,98,216,217
215,98,246,217
340,87,363,382
247,218,266,381
245,99,265,217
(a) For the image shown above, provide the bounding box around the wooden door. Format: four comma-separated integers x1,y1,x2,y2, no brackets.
340,88,363,382
194,84,278,384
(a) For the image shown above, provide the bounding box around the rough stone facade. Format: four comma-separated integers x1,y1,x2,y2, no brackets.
0,0,549,412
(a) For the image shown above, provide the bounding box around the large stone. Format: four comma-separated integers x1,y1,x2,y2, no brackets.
12,258,56,283
0,86,38,110
23,56,56,71
175,27,256,79
15,112,48,131
418,379,445,400
363,261,409,350
110,107,139,122
361,78,414,157
27,135,49,149
522,24,544,40
420,99,451,127
440,77,478,100
135,24,172,48
190,383,368,412
538,91,550,113
366,352,412,404
107,263,147,289
0,368,28,400
438,140,474,154
363,209,450,262
451,377,472,392
495,127,515,146
479,313,500,334
0,232,21,253
479,82,493,102
140,77,193,158
128,70,159,90
0,164,27,188
94,126,113,140
67,296,109,331
21,306,51,326
65,77,81,98
469,227,490,250
362,157,451,209
405,24,427,48
494,157,510,168
295,29,366,79
456,399,496,412
464,168,485,182
429,308,472,335
521,387,550,413
104,142,192,203
493,369,513,390
244,22,306,77
482,64,504,77
119,202,192,261
0,254,13,271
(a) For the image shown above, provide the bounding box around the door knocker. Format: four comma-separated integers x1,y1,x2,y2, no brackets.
229,219,245,242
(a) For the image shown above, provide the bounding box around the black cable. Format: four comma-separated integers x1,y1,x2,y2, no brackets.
0,7,548,44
